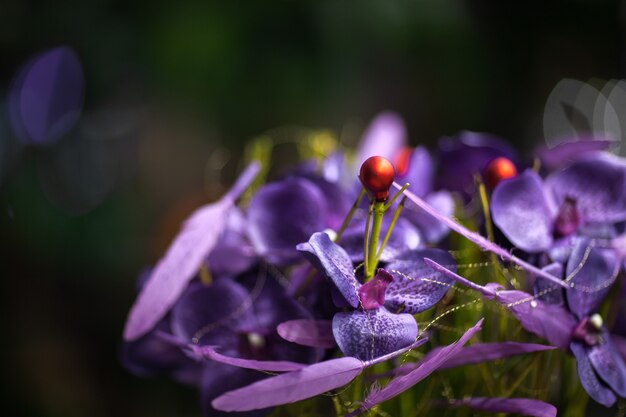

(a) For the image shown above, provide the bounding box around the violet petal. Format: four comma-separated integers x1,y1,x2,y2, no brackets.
211,357,364,412
123,162,260,341
332,307,418,360
405,190,454,243
565,238,619,319
587,331,626,397
277,320,337,348
385,248,455,314
491,170,554,253
545,152,626,223
248,177,328,264
571,341,617,407
297,232,361,308
356,111,406,168
447,397,557,417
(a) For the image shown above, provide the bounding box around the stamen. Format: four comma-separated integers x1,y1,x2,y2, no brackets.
334,187,367,242
376,196,407,260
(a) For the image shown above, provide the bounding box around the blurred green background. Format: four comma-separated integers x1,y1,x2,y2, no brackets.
0,1,623,416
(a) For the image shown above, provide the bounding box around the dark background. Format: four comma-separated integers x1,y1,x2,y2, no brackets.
1,1,624,416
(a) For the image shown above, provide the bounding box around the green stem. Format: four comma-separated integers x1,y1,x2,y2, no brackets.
335,188,366,242
376,197,406,261
364,203,373,277
384,182,409,210
366,201,385,280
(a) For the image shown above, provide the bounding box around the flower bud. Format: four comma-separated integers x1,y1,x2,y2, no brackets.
359,156,395,201
484,157,517,188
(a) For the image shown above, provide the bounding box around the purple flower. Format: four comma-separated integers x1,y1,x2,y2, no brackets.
297,232,454,360
491,153,626,254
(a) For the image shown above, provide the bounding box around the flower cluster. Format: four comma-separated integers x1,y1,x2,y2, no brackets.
122,112,626,416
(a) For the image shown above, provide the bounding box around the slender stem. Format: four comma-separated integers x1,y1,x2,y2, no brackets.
384,182,410,210
476,175,507,288
363,203,373,277
376,196,406,261
334,187,366,242
366,201,386,280
199,264,213,286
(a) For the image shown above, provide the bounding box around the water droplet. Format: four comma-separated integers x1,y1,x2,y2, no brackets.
530,300,538,308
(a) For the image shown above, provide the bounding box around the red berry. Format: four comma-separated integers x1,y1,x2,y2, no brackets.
484,157,517,188
359,156,396,201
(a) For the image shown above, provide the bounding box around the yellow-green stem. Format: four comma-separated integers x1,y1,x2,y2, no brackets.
376,197,406,261
366,201,386,280
364,204,373,277
335,188,366,242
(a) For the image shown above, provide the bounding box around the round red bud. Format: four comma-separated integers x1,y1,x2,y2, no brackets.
359,156,395,201
484,157,517,189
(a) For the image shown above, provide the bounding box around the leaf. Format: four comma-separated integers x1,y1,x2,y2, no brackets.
396,183,567,288
123,162,261,341
211,357,365,412
349,319,483,416
446,397,557,417
277,319,337,348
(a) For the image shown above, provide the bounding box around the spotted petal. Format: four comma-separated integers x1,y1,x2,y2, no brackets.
565,238,619,319
297,232,360,308
385,248,455,314
332,307,417,360
491,170,554,253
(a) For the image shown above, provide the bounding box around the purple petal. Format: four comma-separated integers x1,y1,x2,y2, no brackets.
201,362,270,417
9,46,84,144
491,170,554,253
170,280,256,347
277,320,337,348
211,357,364,412
588,331,626,397
571,341,617,407
496,290,577,350
613,335,626,361
397,146,434,197
356,111,407,168
352,319,483,415
248,177,328,264
447,397,557,417
533,262,565,306
339,217,421,263
537,137,616,170
208,209,256,276
385,249,455,314
123,162,260,341
332,307,418,360
405,191,454,243
395,182,568,288
423,258,496,297
545,152,626,223
565,238,619,319
358,269,393,310
297,232,360,308
191,345,308,372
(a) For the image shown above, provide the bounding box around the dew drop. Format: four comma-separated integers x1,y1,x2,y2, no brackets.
530,300,538,308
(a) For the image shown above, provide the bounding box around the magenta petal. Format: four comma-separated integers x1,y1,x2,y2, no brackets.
277,320,337,348
332,307,418,361
491,170,554,253
352,319,483,415
587,332,626,397
447,397,557,417
123,162,260,341
565,238,620,319
356,111,406,167
358,270,393,310
571,342,617,407
385,249,455,314
211,357,364,412
297,232,361,308
546,152,626,223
